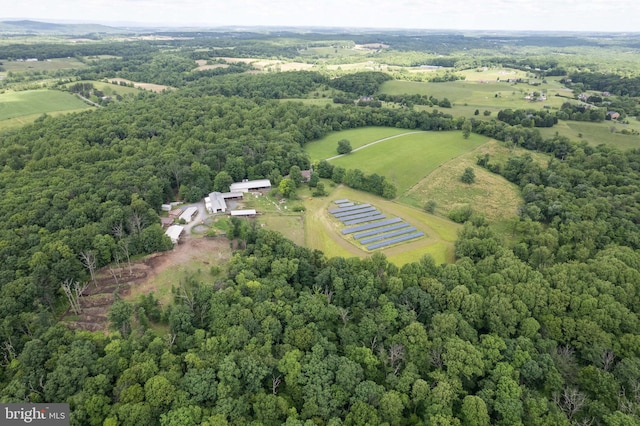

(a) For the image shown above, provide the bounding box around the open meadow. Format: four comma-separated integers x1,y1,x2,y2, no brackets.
400,139,524,224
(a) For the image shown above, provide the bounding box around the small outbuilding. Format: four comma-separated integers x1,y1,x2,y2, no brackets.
179,206,199,223
165,225,184,244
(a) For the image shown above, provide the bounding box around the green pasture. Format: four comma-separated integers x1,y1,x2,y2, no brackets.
538,120,640,151
91,80,143,96
328,131,487,196
2,57,87,73
305,126,416,161
0,89,91,121
379,79,570,117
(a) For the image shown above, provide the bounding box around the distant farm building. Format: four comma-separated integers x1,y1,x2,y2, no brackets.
607,111,620,120
179,206,199,223
160,217,174,228
229,179,272,193
165,225,184,244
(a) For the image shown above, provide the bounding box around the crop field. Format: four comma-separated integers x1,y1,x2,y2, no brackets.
400,139,523,224
305,126,416,161
327,131,487,196
0,89,91,121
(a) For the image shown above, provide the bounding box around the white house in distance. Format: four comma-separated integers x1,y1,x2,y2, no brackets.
229,179,272,193
165,225,184,244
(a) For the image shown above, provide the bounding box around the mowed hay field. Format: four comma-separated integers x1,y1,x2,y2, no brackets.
305,126,414,161
401,139,523,223
327,131,487,196
304,184,460,265
0,90,91,129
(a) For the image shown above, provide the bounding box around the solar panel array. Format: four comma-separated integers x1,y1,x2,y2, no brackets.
338,211,381,223
359,227,418,244
330,200,424,250
367,232,425,250
353,222,410,239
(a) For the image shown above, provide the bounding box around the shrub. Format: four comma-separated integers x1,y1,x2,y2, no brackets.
424,200,437,214
448,205,473,223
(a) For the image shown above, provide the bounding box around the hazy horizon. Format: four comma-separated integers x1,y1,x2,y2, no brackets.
3,0,640,33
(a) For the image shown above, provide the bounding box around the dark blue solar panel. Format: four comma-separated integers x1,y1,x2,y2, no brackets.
338,210,381,222
359,227,418,244
342,217,402,234
334,207,376,218
329,203,371,214
367,232,424,250
336,202,354,207
343,214,386,226
353,222,410,239
334,199,350,204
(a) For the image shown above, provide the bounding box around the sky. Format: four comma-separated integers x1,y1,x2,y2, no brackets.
3,0,640,32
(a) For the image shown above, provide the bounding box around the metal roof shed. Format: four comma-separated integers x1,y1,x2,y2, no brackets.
165,225,184,244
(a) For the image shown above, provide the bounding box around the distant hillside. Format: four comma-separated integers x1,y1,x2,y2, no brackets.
0,20,127,35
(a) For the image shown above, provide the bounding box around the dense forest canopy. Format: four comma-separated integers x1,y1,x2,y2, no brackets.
2,29,640,425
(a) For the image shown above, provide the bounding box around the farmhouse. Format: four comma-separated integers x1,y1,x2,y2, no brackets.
165,225,184,244
229,179,272,193
179,206,199,223
607,111,620,120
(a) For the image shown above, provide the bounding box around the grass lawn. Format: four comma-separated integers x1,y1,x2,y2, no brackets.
305,126,414,161
303,184,460,265
328,131,487,196
0,89,91,122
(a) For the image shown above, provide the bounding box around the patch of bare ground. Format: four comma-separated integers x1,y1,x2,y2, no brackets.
63,237,231,333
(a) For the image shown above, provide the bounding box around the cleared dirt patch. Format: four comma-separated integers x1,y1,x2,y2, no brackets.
64,237,232,333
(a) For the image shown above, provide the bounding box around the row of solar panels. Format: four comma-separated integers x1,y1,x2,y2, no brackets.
331,200,424,250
